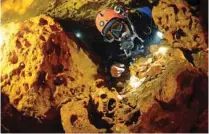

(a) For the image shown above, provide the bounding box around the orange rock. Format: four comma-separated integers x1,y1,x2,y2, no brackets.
61,101,99,133
152,0,207,50
0,15,98,120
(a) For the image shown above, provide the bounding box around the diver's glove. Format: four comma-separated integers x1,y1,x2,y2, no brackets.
110,63,125,78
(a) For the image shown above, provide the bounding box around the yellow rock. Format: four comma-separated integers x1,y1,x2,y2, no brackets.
1,0,34,14
0,15,98,119
152,0,207,50
45,0,132,21
61,101,99,133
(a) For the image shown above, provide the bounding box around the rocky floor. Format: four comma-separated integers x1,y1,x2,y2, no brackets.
1,0,208,133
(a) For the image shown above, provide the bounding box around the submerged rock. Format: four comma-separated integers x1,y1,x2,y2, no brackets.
192,50,208,74
1,0,208,133
117,44,208,133
60,100,99,133
152,0,207,50
0,14,121,133
60,79,121,133
0,15,98,120
44,0,132,21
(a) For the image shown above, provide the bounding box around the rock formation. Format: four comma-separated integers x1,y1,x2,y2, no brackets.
1,0,208,133
45,0,132,21
123,44,208,133
152,0,207,50
0,15,98,120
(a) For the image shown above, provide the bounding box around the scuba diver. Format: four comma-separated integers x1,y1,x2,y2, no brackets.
95,3,163,79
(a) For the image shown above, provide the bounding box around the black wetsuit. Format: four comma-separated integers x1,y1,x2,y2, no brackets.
94,8,160,76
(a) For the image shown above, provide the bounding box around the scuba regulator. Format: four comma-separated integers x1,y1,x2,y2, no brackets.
113,5,145,58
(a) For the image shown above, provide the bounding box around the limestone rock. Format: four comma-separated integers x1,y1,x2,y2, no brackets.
136,67,207,133
0,15,98,120
152,0,207,50
192,50,208,74
120,44,208,132
60,100,99,133
1,0,208,133
45,0,132,21
1,0,34,15
60,79,122,132
1,0,53,24
125,45,190,112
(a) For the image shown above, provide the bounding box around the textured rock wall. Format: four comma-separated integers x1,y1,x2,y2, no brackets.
118,0,208,132
45,0,132,21
152,0,207,50
120,44,208,133
1,0,34,14
0,14,123,133
0,15,98,120
1,0,53,24
61,80,120,132
1,0,208,133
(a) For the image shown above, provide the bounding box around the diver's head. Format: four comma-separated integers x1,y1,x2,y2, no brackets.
95,9,132,43
102,19,132,42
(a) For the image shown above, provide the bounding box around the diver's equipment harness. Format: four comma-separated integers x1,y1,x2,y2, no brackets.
113,5,145,58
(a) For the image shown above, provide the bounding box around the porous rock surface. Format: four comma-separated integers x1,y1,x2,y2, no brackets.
0,15,98,120
0,14,124,133
44,0,132,21
1,0,208,133
152,0,207,50
120,44,208,133
192,50,208,74
61,81,120,132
